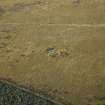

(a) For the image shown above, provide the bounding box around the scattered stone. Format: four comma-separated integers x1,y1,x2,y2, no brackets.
58,49,69,57
46,47,57,57
46,47,69,57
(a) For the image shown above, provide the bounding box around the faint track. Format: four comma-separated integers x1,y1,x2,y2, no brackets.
0,23,105,27
46,23,105,27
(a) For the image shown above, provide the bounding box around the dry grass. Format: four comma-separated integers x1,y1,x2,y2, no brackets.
0,0,105,105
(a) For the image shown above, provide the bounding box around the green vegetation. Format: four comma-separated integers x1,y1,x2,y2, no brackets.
0,80,56,105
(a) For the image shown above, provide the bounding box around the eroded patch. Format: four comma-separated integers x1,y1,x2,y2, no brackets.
8,0,46,12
